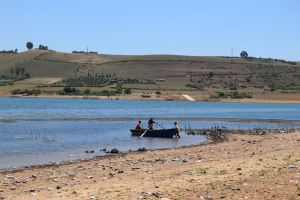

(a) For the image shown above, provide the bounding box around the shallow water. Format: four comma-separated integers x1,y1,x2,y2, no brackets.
0,97,299,169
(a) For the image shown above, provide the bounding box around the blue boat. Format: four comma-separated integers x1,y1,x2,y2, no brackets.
130,128,177,138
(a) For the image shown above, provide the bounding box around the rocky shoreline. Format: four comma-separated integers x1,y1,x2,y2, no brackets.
1,130,300,199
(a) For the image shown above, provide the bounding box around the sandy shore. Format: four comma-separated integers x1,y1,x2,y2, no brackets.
1,131,300,200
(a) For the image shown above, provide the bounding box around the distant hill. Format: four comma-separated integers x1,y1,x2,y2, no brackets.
0,50,300,97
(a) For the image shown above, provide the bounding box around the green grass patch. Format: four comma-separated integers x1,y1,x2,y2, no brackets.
212,91,252,99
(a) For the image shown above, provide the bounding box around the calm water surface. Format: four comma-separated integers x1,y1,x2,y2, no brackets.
0,97,299,169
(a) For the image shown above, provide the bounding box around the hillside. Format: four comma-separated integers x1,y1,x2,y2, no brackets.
0,50,300,101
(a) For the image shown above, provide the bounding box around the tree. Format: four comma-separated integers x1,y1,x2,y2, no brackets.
26,42,33,50
155,90,161,98
124,88,132,95
38,44,48,50
240,51,248,58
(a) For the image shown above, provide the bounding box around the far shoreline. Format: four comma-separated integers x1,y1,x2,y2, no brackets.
1,93,300,104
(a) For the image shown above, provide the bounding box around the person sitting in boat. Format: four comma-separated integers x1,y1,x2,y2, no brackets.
135,121,142,129
174,122,181,138
148,118,155,130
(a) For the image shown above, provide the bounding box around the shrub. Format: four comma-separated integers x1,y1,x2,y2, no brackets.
83,88,91,95
60,87,81,95
124,88,132,94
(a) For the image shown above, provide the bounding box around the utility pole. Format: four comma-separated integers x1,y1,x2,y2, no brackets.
231,48,233,57
86,46,89,53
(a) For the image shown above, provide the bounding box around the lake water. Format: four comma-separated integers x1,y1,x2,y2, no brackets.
0,97,299,169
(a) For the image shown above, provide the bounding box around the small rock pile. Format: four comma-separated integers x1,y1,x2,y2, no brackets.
186,127,297,141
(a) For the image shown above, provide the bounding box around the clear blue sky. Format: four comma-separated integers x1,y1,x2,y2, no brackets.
1,0,299,60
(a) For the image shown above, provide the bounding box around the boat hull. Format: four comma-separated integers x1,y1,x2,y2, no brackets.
130,128,177,138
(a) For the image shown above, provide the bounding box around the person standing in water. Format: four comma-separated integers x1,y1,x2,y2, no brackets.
174,122,181,138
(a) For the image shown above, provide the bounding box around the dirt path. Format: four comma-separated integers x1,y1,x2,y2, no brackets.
1,132,300,200
181,94,196,101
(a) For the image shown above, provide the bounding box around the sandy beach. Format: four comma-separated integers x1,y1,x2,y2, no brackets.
1,131,300,200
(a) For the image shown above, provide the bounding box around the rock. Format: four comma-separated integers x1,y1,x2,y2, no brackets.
288,165,297,169
161,198,170,200
150,192,161,197
182,159,188,163
273,146,283,151
231,187,241,191
236,167,242,171
10,187,16,191
5,174,14,180
0,189,4,193
31,175,37,179
207,191,213,199
138,147,147,151
29,189,35,192
71,191,77,194
90,196,97,200
110,148,119,154
109,173,115,177
87,176,93,179
118,170,124,174
47,187,54,191
30,192,38,196
132,167,140,170
68,172,76,177
56,185,61,190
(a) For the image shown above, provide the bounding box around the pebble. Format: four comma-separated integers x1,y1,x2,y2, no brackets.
288,165,297,169
29,189,35,192
132,167,140,170
0,189,4,193
68,172,76,177
10,187,16,191
90,196,97,200
149,192,161,197
5,175,14,180
30,192,38,196
56,185,62,190
161,198,170,200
